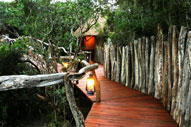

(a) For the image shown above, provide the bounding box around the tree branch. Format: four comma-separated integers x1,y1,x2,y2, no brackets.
1,35,69,54
19,58,41,74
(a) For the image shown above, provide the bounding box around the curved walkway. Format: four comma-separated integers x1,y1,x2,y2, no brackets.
78,64,178,127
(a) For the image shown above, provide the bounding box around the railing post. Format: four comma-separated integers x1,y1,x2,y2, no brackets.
91,70,101,103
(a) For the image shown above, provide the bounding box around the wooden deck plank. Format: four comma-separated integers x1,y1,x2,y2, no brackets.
77,64,178,127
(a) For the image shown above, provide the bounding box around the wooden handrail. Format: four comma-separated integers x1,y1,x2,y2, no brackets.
0,61,98,91
0,59,99,127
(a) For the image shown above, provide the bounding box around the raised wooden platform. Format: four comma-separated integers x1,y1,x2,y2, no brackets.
77,64,178,127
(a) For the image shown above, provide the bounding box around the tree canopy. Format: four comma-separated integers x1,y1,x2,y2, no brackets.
107,0,191,45
0,0,103,51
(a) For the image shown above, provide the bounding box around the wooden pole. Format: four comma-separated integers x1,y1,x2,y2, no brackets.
121,46,126,85
89,61,101,103
167,26,173,111
91,70,101,103
65,76,85,127
148,36,155,95
162,41,168,108
171,26,178,116
130,41,135,89
155,24,164,100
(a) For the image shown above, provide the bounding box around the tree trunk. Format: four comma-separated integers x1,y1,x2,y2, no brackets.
125,45,130,86
121,46,126,85
148,36,155,95
116,47,122,83
130,42,135,88
162,41,168,108
167,26,173,111
104,44,111,79
179,31,191,127
171,26,179,116
141,37,146,93
155,24,163,100
145,37,150,93
175,26,187,122
110,44,116,81
134,40,139,90
154,34,159,98
138,38,142,91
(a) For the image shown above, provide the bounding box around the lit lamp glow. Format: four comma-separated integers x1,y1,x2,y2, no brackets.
86,73,95,95
0,39,4,42
62,62,69,68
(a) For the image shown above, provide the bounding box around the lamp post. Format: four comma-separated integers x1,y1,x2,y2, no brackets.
86,73,95,95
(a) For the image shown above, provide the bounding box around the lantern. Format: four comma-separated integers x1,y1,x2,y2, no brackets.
0,39,4,42
62,62,69,69
86,73,95,95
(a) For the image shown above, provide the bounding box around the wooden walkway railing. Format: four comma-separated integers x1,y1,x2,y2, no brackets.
77,64,179,127
0,60,98,127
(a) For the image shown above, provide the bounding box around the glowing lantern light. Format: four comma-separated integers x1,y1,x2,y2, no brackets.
0,39,4,42
86,73,95,95
62,62,69,69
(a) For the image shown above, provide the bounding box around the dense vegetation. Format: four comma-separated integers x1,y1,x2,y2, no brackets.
107,0,191,45
1,0,191,126
0,0,103,126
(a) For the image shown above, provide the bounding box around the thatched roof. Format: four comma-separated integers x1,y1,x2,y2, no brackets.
74,16,106,37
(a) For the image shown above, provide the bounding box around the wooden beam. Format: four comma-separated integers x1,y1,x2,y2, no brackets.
0,73,67,91
0,63,98,91
68,63,98,81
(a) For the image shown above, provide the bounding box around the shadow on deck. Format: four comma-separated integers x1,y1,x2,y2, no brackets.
77,64,178,127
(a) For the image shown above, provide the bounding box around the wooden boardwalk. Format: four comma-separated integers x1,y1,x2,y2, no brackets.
77,64,178,127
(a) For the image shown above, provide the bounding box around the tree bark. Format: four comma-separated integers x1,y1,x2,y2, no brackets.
116,47,122,83
65,77,85,127
130,42,135,88
125,45,130,86
171,26,179,116
167,26,173,111
179,31,191,127
110,44,116,81
175,26,187,121
134,40,139,90
104,44,111,79
141,37,146,93
121,46,126,85
155,24,163,100
138,38,142,91
0,63,98,91
148,36,155,95
0,73,66,91
154,33,159,98
162,41,168,108
145,37,150,93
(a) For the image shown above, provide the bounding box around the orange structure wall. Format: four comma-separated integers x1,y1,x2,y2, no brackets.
84,36,95,50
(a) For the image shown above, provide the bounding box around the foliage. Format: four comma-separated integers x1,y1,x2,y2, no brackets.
0,39,41,126
107,0,191,45
0,38,36,75
0,88,47,127
1,0,103,52
0,0,104,126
